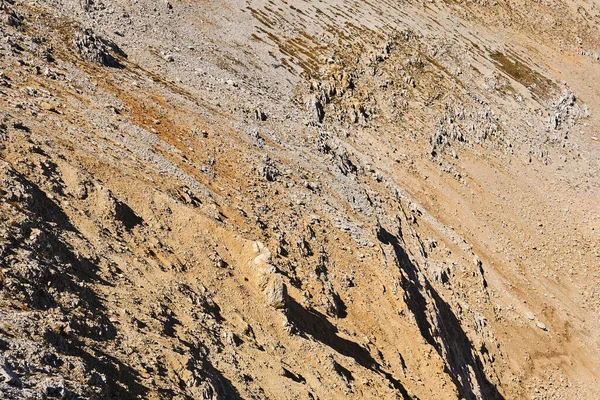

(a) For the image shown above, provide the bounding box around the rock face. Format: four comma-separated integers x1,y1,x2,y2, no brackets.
265,275,288,310
0,0,599,399
73,28,124,67
307,94,325,123
249,241,288,309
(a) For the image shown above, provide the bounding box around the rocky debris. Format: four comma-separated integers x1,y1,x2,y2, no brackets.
0,1,23,28
258,155,280,182
430,102,503,157
0,0,597,399
333,146,358,176
307,94,325,124
79,0,92,11
548,90,588,132
178,185,203,206
73,29,125,67
296,236,312,257
0,359,20,386
212,252,228,268
322,282,346,318
254,108,268,121
40,378,70,398
0,159,117,398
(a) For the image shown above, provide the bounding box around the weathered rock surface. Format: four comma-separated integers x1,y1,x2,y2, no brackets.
0,0,598,399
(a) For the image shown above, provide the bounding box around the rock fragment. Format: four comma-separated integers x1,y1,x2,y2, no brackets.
536,321,547,331
307,94,324,123
73,29,125,67
265,275,288,310
254,108,267,121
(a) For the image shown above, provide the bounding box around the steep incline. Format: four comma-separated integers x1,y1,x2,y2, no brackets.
0,0,598,399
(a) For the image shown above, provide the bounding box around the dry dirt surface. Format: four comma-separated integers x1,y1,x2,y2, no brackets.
0,0,599,399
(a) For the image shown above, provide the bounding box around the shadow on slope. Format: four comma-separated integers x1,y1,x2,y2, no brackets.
286,297,412,399
180,338,244,400
2,172,147,398
377,226,503,400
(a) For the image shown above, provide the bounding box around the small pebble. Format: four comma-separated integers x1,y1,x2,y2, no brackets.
536,321,547,331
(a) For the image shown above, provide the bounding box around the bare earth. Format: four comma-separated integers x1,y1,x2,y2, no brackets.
0,0,599,399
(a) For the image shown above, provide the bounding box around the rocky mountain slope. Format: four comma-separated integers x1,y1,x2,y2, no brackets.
0,0,599,398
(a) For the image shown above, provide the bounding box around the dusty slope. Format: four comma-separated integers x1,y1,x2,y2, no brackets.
0,0,599,399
